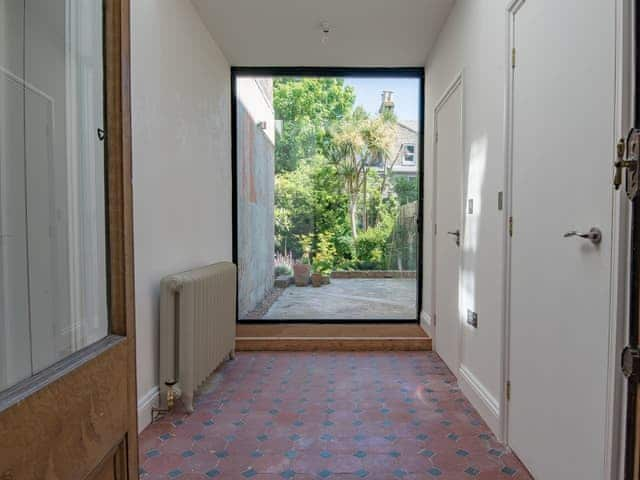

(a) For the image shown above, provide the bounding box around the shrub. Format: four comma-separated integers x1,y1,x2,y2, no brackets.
297,233,314,264
275,264,293,277
313,232,337,275
354,213,395,270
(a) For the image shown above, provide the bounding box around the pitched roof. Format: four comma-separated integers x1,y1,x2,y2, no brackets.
396,120,418,133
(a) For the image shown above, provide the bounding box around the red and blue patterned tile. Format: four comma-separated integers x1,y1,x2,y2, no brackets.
138,352,531,479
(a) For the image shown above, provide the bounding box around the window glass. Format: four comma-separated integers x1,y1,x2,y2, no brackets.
403,144,416,164
0,0,108,391
237,75,421,321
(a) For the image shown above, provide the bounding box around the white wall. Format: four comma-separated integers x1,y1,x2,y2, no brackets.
423,0,507,435
131,0,232,432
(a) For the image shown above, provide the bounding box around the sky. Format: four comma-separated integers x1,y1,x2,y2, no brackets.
344,77,420,122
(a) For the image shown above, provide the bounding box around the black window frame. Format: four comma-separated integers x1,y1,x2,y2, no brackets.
231,67,425,324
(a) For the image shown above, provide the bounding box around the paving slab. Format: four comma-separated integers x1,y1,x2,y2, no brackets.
262,278,417,320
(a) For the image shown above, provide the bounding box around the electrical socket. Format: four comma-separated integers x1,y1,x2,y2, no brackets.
467,309,478,328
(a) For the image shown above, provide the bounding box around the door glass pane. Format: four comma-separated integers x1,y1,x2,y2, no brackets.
236,75,421,321
0,0,108,391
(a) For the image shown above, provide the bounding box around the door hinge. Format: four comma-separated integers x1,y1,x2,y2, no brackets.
511,48,516,69
432,314,436,326
622,346,640,383
614,129,640,199
434,223,437,235
508,216,513,237
506,381,511,401
435,131,439,143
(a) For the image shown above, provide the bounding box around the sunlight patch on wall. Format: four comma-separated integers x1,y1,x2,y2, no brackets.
458,134,488,327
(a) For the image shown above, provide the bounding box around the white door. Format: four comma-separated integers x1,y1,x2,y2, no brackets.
508,1,616,478
434,80,463,375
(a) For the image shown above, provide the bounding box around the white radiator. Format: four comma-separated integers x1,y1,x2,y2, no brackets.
159,262,236,413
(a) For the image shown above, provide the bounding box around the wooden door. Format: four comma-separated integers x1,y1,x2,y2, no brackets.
0,1,138,479
434,76,463,375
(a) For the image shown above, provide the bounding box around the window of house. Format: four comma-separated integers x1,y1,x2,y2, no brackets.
403,143,416,165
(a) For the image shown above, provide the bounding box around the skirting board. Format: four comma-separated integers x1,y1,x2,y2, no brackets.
137,385,160,433
420,311,434,337
458,364,501,438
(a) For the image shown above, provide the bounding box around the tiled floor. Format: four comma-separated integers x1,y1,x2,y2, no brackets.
139,352,531,479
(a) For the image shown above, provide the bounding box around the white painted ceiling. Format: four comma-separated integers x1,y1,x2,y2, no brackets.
192,0,455,67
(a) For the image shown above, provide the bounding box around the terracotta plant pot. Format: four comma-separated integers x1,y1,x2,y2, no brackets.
321,275,330,285
293,263,311,286
311,273,323,288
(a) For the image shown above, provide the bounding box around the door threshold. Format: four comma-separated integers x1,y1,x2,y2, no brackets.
235,323,431,351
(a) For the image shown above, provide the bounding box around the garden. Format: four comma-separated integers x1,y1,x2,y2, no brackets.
271,78,419,288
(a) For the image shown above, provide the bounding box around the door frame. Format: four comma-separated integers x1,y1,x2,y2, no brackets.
431,71,464,372
501,1,632,477
231,66,426,324
0,0,137,477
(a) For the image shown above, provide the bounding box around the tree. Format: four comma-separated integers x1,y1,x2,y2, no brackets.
275,155,350,260
360,114,395,228
392,176,419,205
273,78,356,172
330,118,365,240
329,109,395,240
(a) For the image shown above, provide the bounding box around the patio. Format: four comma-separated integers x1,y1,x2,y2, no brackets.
261,278,417,320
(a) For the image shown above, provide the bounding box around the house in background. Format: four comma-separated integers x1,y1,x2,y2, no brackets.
374,91,418,179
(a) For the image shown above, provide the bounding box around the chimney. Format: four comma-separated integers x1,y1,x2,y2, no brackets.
379,90,395,114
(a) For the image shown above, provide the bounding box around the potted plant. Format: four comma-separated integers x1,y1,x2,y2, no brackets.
293,256,311,286
311,267,323,288
293,235,313,286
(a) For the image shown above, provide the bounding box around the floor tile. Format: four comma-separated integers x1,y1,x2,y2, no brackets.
139,352,532,479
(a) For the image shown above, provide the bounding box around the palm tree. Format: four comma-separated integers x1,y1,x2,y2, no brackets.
330,109,394,239
361,115,395,229
331,119,365,240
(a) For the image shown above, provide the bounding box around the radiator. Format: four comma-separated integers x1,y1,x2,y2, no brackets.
159,262,236,413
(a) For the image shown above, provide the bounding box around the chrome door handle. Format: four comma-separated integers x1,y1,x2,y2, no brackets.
563,227,602,245
447,229,460,246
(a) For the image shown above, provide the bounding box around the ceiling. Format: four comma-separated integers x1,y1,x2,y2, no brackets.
192,0,455,67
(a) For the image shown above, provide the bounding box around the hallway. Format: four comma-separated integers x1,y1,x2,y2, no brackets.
138,352,530,479
1,1,635,478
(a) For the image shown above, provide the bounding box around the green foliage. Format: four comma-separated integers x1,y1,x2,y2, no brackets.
313,232,337,275
276,156,351,261
274,264,293,277
392,176,419,205
297,233,314,264
274,78,356,172
272,77,412,271
354,204,397,270
327,108,396,240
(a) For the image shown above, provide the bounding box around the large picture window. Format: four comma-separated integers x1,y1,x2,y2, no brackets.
233,68,424,322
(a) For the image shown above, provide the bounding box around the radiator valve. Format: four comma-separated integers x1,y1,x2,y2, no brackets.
151,380,178,423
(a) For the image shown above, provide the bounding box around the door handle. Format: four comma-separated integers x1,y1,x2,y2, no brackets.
447,229,460,246
563,227,602,245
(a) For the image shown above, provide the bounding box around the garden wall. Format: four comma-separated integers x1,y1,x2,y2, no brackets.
331,270,416,279
237,79,275,317
388,200,418,270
